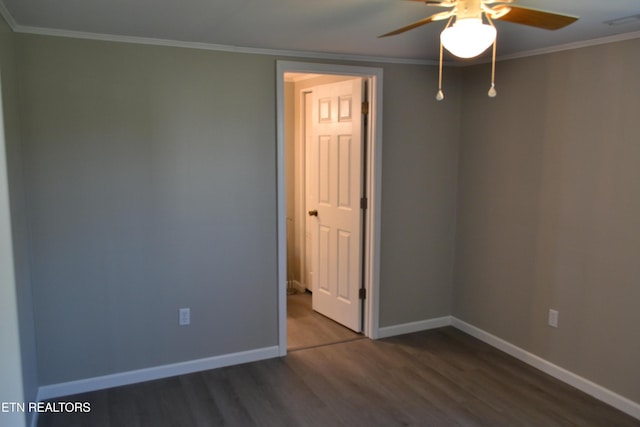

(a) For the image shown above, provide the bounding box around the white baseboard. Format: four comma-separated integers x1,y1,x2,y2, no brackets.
288,280,306,293
37,345,279,401
375,315,639,420
32,318,639,421
451,317,640,421
377,316,452,339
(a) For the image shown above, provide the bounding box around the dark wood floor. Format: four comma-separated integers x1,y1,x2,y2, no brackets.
38,327,639,426
287,291,363,350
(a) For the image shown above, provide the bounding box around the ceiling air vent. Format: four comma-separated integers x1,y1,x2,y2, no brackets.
603,14,640,26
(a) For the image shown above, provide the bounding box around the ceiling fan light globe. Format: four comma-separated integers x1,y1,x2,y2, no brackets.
440,18,496,58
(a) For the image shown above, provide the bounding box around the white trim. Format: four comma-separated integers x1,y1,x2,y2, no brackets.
498,30,640,62
451,318,640,421
4,20,640,67
372,315,640,420
36,346,279,401
363,70,383,340
276,61,383,354
276,65,287,357
32,317,640,421
9,24,436,66
288,279,306,294
378,316,453,339
494,30,640,62
0,0,639,66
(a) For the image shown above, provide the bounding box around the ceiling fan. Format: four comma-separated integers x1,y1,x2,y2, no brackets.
380,0,578,100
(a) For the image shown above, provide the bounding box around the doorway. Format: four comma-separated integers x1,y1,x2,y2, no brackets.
276,61,383,356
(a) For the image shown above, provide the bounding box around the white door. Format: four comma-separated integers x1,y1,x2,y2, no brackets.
303,92,315,293
307,78,364,332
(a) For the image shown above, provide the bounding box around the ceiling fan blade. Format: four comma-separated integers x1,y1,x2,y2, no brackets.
492,5,578,30
379,14,438,37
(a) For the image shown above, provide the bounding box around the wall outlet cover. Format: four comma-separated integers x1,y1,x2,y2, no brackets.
548,309,559,328
179,308,190,326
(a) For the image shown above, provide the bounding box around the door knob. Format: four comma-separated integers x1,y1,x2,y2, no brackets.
308,210,318,217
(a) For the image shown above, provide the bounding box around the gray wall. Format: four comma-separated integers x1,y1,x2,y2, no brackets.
0,14,37,427
6,17,640,410
454,38,640,403
379,63,460,325
19,35,280,385
16,34,460,385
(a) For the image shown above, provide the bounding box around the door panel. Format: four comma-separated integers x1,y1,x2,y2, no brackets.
338,135,352,208
308,78,363,332
318,225,331,294
318,136,331,204
337,230,352,301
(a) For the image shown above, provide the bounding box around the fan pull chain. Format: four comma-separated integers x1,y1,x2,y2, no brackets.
486,14,497,98
436,41,444,101
436,16,454,101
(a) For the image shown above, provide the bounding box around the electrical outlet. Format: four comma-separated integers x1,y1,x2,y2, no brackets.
179,308,190,326
548,309,558,328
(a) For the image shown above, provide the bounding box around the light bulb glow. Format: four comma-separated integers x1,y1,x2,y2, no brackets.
440,18,496,59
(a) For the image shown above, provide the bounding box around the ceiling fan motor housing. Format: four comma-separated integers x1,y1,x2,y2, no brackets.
457,0,484,20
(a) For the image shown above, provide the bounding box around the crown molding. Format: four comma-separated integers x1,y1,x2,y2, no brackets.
12,24,440,66
498,30,640,62
2,0,640,67
0,0,434,65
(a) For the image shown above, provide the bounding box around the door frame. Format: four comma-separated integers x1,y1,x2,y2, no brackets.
276,60,383,355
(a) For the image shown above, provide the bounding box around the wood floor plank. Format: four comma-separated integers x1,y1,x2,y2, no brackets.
37,327,640,427
250,357,341,427
106,385,140,427
200,368,257,426
178,373,225,427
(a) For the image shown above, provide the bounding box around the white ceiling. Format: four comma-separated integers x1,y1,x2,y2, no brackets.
1,0,640,62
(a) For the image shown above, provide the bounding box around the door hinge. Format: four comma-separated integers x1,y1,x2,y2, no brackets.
361,101,369,115
359,288,366,300
360,197,368,210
